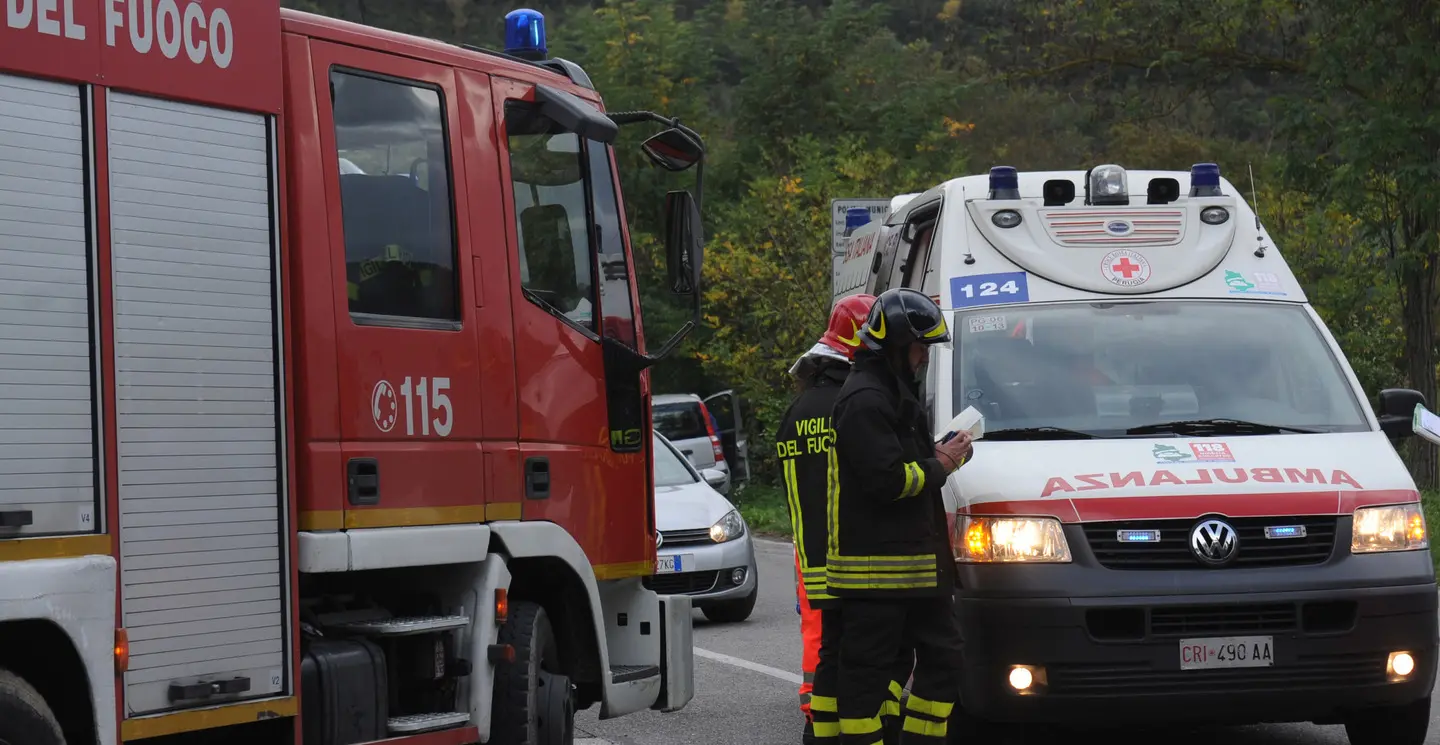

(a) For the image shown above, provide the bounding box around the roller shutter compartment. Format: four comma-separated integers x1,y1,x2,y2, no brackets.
108,92,288,715
0,74,98,537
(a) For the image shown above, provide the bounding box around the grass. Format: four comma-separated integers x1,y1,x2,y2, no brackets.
733,484,1440,570
732,481,794,538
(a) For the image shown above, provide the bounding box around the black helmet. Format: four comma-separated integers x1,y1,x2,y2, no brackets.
859,288,950,351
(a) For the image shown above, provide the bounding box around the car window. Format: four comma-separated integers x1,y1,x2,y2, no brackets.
653,402,707,440
953,300,1368,435
653,436,699,487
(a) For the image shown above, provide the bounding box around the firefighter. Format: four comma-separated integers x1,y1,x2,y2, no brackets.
828,288,973,745
777,295,914,745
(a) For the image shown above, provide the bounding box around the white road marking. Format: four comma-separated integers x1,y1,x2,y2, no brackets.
695,646,804,685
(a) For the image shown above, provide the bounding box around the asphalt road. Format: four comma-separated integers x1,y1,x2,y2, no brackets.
577,537,1440,745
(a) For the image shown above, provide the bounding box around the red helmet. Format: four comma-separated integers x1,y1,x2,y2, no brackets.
819,294,878,359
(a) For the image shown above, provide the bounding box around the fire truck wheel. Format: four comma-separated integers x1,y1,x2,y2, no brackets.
1343,696,1431,745
493,601,574,745
0,668,65,745
700,586,758,624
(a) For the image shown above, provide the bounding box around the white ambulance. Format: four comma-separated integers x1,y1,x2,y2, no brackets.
835,164,1437,744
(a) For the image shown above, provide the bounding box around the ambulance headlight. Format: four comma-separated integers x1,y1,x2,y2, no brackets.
1351,503,1428,554
991,210,1022,229
1200,206,1231,225
1088,164,1129,206
956,516,1072,563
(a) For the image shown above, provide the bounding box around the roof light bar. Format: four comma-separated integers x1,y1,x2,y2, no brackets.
843,207,871,237
1189,162,1223,197
504,8,548,61
1088,164,1128,206
988,166,1020,200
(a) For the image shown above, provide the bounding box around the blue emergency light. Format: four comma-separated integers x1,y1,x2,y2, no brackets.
988,166,1020,200
504,8,548,61
1116,529,1161,544
1189,162,1222,197
844,207,871,233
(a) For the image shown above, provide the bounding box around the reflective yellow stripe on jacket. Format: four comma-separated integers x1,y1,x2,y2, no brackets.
786,456,836,601
825,553,939,591
898,461,926,499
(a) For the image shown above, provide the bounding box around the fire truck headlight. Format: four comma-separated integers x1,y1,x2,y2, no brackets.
1200,206,1231,225
1352,503,1428,554
711,510,746,543
1088,164,1128,206
956,516,1072,563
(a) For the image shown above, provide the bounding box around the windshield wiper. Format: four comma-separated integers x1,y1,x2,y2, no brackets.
984,426,1100,441
1126,418,1321,436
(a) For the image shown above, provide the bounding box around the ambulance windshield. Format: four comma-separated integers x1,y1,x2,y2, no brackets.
953,301,1368,437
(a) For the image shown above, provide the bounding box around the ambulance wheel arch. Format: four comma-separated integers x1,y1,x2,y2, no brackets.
489,522,609,708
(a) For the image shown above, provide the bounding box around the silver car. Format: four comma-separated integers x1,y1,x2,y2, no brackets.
644,433,758,623
651,392,752,493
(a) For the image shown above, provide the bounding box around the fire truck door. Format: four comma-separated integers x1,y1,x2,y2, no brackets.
311,43,484,530
0,74,100,539
489,77,651,571
108,91,290,715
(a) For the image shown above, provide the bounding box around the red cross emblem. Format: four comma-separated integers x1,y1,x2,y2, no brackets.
1111,257,1141,278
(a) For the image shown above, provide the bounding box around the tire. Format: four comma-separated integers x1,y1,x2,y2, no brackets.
701,585,758,623
1344,696,1431,745
491,601,575,745
0,668,64,745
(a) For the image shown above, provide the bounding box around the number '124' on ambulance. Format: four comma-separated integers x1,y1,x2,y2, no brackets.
834,163,1437,745
0,1,707,743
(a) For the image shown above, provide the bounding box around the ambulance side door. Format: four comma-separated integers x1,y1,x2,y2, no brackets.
311,42,484,529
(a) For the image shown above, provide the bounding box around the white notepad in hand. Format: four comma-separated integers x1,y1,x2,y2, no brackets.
938,406,985,445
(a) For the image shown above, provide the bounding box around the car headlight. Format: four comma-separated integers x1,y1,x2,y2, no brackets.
956,516,1072,563
1352,503,1428,554
711,510,746,543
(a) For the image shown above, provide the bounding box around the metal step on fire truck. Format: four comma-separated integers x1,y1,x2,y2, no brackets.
0,2,706,744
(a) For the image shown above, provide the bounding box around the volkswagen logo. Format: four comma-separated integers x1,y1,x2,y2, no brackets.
656,532,664,550
1190,518,1238,566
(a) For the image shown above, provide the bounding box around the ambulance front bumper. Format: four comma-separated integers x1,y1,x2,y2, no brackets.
953,549,1438,726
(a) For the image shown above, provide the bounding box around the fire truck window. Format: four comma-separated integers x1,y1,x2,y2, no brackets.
505,102,596,332
588,140,636,347
330,70,458,322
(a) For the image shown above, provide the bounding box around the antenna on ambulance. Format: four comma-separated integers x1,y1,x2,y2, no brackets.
1248,162,1267,258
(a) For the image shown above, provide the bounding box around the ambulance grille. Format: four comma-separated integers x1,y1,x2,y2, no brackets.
1083,516,1338,569
1041,209,1184,247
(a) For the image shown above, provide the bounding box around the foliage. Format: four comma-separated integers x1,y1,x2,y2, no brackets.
281,0,1440,489
733,482,792,538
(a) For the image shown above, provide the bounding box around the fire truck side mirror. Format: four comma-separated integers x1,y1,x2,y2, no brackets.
642,128,703,173
533,84,619,144
665,190,702,298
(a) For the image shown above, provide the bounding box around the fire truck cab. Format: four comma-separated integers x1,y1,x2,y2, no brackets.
0,2,703,744
835,164,1438,744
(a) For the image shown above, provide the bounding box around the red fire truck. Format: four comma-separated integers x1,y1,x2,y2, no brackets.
0,2,705,744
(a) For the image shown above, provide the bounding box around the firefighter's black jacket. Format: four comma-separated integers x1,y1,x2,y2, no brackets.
827,351,955,599
775,360,849,609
